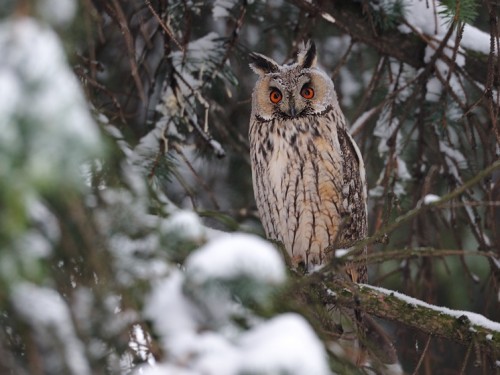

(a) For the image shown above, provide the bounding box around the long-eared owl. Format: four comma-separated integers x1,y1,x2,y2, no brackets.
248,41,368,283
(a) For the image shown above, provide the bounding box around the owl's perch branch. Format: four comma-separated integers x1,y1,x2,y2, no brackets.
297,272,500,358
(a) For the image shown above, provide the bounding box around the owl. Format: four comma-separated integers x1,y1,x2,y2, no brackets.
248,41,368,283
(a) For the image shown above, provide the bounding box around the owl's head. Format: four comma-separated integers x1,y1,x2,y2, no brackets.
249,41,337,121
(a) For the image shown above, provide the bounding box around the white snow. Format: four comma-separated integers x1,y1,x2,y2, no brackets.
185,233,286,284
144,269,329,375
0,17,102,189
363,284,500,332
142,232,331,375
321,12,336,24
400,0,492,55
162,209,206,241
213,0,236,18
371,104,412,196
238,314,330,375
144,270,199,345
461,24,494,55
425,75,443,102
12,283,91,375
423,194,440,205
439,140,467,183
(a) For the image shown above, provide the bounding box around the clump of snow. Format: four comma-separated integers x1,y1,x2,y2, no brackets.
399,0,492,55
238,314,330,375
162,209,206,242
185,233,286,285
144,270,198,344
423,194,440,205
0,18,103,190
141,233,331,375
213,0,237,18
461,24,492,55
12,283,91,375
143,267,329,375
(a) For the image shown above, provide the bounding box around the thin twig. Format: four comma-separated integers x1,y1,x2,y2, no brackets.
144,0,185,52
335,159,500,267
412,335,432,375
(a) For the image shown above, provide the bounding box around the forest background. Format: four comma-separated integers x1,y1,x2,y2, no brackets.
1,0,499,374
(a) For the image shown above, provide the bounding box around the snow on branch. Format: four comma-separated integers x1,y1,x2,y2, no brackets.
301,272,500,357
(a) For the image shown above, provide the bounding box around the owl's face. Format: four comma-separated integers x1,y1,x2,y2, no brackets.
249,42,336,121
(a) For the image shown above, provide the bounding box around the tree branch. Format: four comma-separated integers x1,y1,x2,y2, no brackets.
289,0,499,88
298,272,500,358
345,159,500,255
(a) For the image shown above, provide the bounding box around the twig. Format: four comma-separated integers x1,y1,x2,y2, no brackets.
144,0,185,52
346,159,500,256
110,0,147,103
412,334,432,375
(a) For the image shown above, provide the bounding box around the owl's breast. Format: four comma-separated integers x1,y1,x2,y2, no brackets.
250,116,347,268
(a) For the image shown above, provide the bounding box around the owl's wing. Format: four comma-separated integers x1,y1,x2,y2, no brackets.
336,126,368,282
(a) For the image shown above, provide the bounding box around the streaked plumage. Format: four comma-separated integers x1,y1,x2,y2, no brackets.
248,42,367,282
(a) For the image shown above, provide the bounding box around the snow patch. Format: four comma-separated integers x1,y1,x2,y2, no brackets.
423,194,440,205
162,209,206,242
400,0,492,55
238,314,330,375
0,18,102,189
12,283,91,375
185,233,286,284
213,0,237,18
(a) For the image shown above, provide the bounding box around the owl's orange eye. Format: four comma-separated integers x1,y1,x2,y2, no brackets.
301,86,314,99
269,89,282,104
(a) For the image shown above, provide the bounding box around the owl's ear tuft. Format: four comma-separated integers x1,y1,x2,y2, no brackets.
297,40,317,69
249,52,279,76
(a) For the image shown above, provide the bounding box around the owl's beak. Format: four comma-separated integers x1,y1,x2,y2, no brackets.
285,96,302,118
